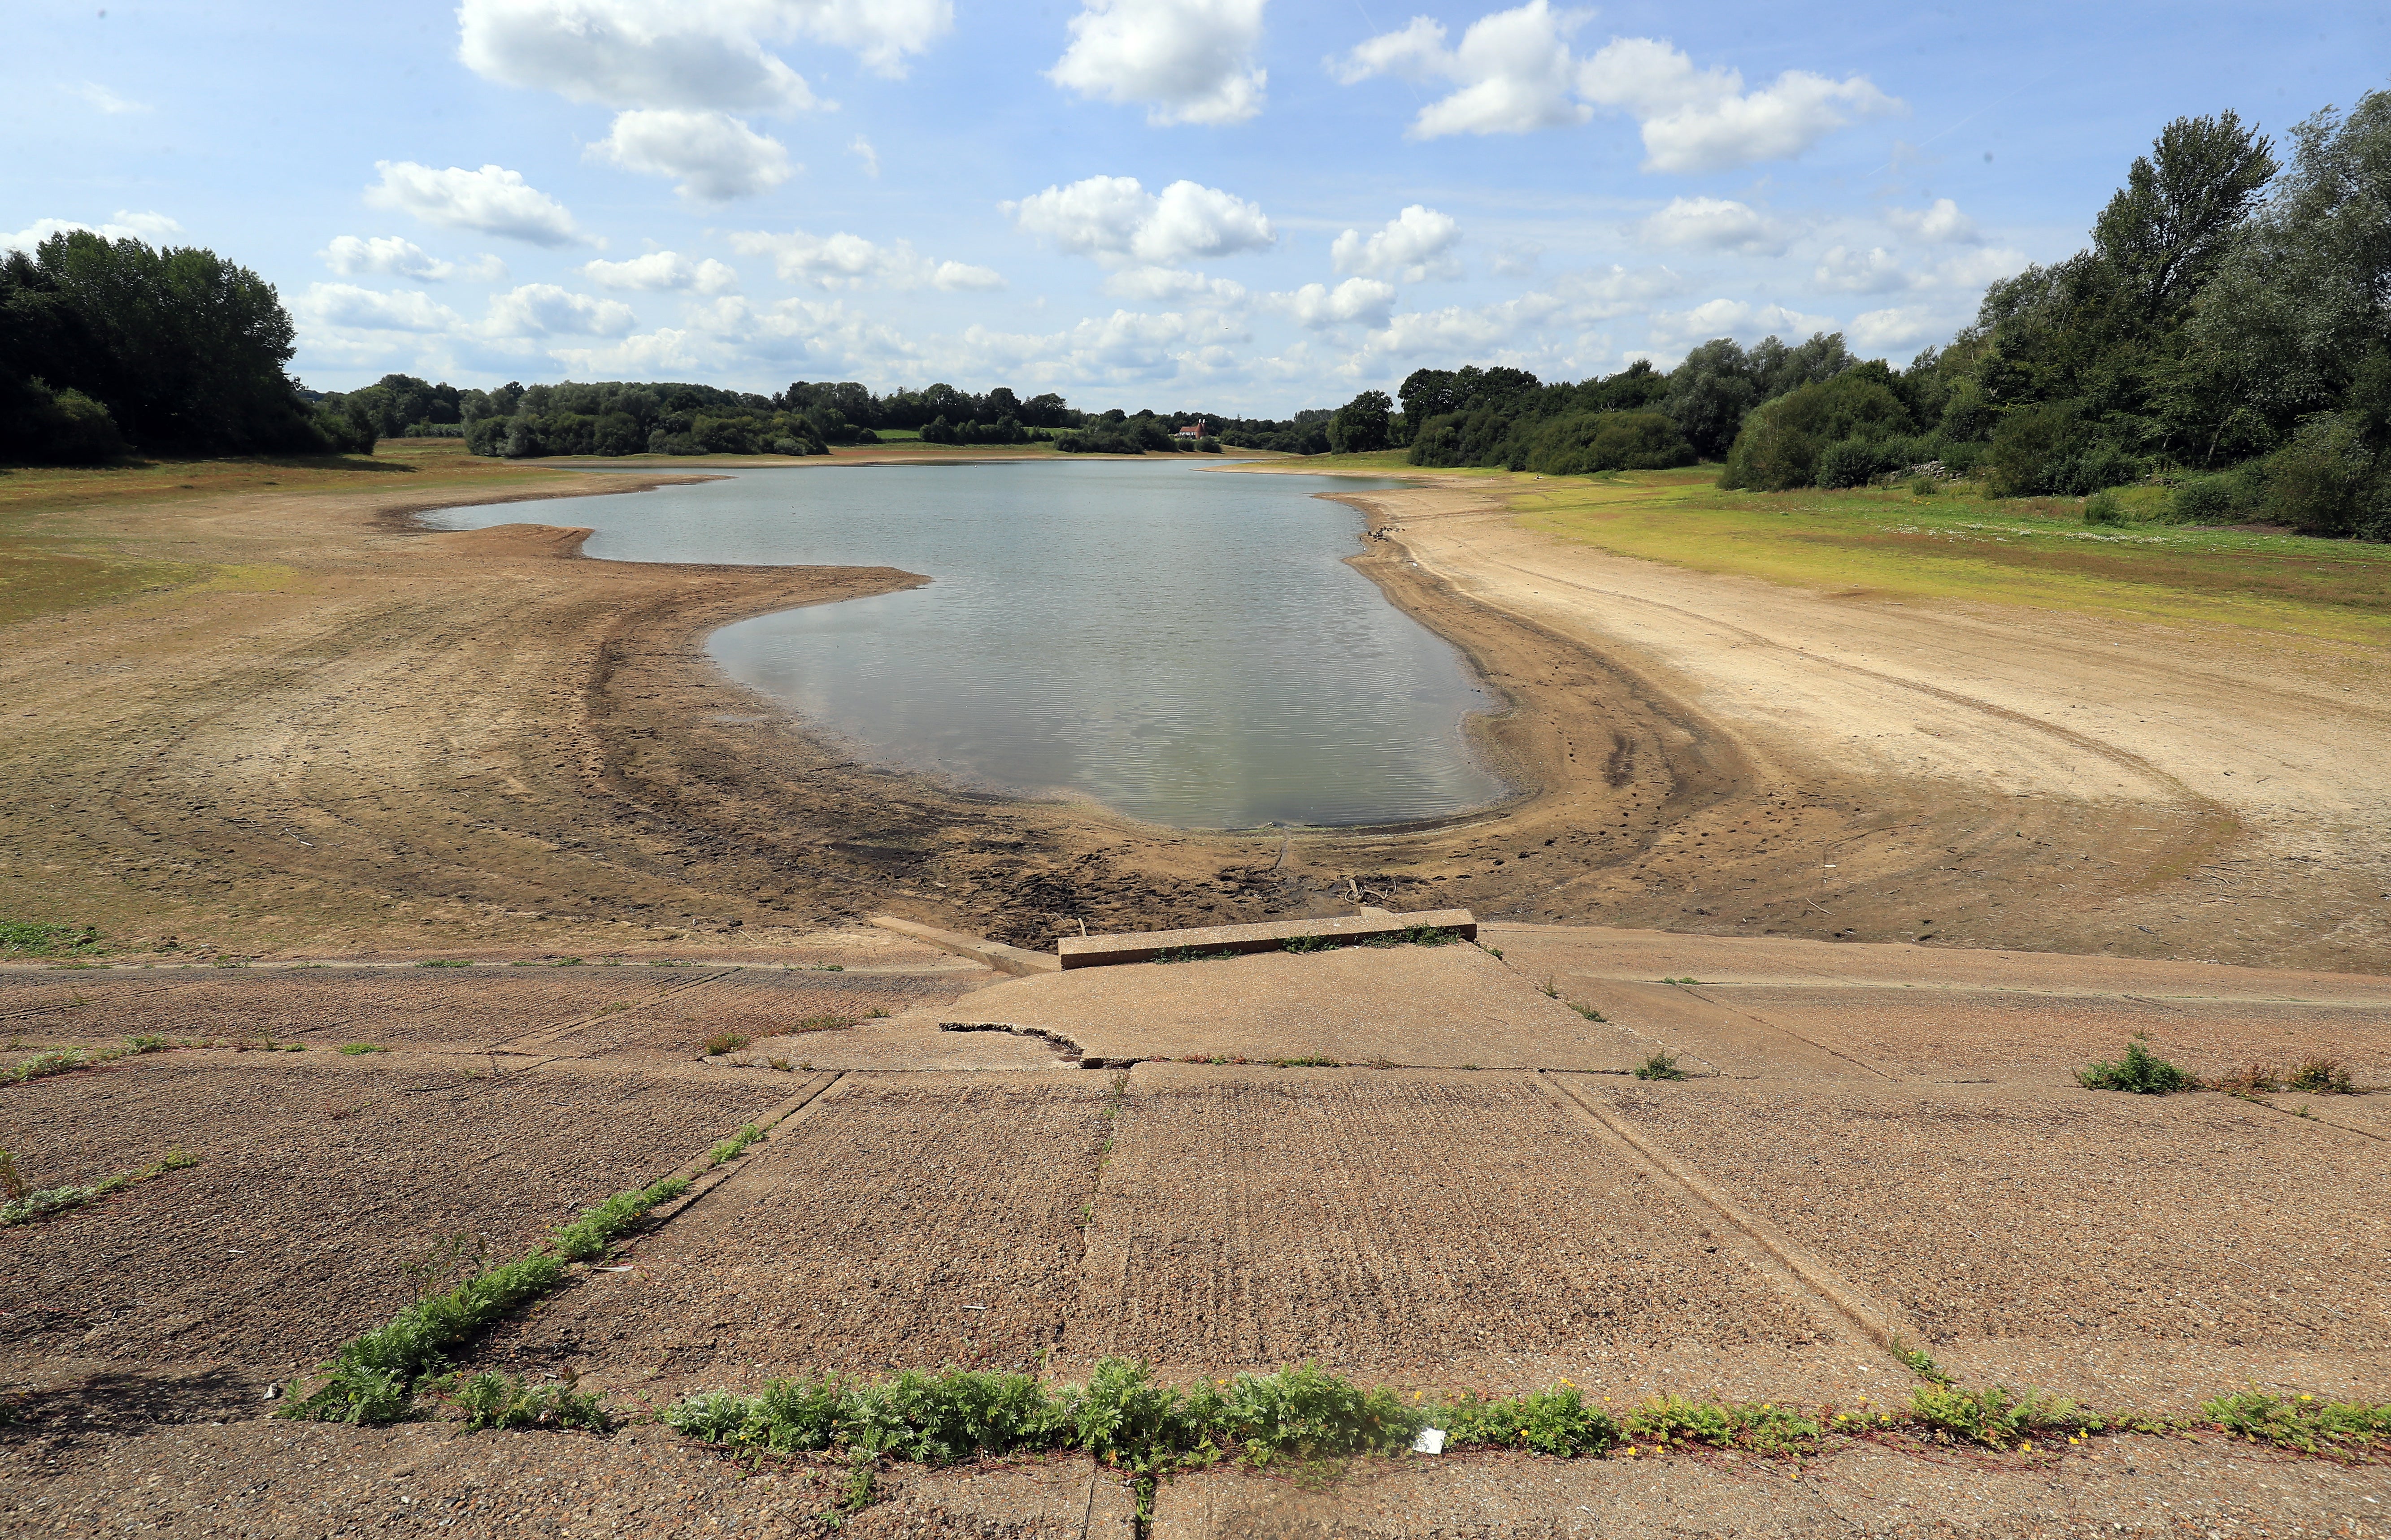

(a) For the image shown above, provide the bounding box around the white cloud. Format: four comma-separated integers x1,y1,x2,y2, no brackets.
1546,263,1693,321
320,235,508,283
2,211,184,251
1813,245,1912,293
1490,240,1543,277
1278,278,1399,330
365,162,585,247
1335,8,1899,169
1886,197,1978,244
1003,176,1275,265
1848,305,1943,352
1050,0,1267,127
457,0,952,120
295,284,469,334
592,108,794,201
1358,289,1570,360
483,283,638,338
548,327,711,378
1933,246,2028,290
1331,205,1462,282
726,226,1003,291
1578,38,1901,173
1102,266,1250,305
68,82,149,114
1647,298,1838,349
580,251,741,293
849,134,880,177
1639,196,1789,256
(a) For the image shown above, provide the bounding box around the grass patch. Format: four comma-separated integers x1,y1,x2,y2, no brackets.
1281,933,1341,954
702,1032,751,1056
1632,1051,1688,1081
1356,924,1463,948
416,959,471,968
1511,465,2391,646
278,1171,691,1424
0,921,104,957
2076,1035,2196,1093
0,1150,194,1225
339,1042,389,1055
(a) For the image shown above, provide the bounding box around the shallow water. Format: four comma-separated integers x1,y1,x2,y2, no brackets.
426,459,1504,829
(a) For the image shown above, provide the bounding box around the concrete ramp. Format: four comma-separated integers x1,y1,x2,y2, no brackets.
934,939,1653,1070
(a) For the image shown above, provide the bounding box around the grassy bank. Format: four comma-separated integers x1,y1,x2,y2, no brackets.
1502,466,2391,645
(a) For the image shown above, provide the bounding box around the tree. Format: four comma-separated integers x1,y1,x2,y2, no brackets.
1326,390,1393,453
2092,111,2278,319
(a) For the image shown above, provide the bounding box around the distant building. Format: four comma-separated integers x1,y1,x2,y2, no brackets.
1174,420,1207,439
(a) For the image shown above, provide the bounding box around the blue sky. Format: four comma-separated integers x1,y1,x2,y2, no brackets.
8,1,2383,414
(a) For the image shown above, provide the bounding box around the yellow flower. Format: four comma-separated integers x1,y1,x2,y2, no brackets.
2299,1393,2313,1402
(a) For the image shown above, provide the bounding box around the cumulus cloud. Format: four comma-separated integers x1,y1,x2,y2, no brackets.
294,283,470,334
3,211,184,252
1848,305,1944,352
321,235,508,283
1813,245,1911,294
365,163,585,247
1331,205,1462,282
483,283,638,337
1335,7,1899,169
591,108,794,201
1885,197,1979,244
457,0,952,114
1933,246,2027,290
1102,266,1250,305
1049,0,1267,126
727,226,1003,291
1546,263,1693,321
580,251,741,293
1647,298,1837,349
1278,278,1399,330
1639,196,1789,255
1003,176,1275,265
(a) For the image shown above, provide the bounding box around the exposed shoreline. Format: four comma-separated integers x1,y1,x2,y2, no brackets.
3,449,2378,970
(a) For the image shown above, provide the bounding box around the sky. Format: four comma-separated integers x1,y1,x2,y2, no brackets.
7,1,2384,415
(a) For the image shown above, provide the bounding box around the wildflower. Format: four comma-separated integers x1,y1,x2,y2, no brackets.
2299,1393,2313,1402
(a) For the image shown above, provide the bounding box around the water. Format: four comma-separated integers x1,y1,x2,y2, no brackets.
425,459,1506,829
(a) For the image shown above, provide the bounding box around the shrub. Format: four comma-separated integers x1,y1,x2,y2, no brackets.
2169,474,2239,523
2050,442,2141,496
451,1371,612,1432
1523,411,1695,476
2076,1036,2195,1093
2262,413,2387,538
2286,1056,2357,1094
1816,436,1889,489
2083,490,2126,525
1634,1051,1688,1081
1440,1386,1617,1457
1720,369,1916,491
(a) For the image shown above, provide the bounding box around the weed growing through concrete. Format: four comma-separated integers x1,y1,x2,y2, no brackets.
339,1043,388,1055
125,1034,169,1054
1268,1056,1342,1068
279,1171,691,1424
1662,976,1700,985
769,1058,794,1072
708,1124,765,1167
704,1033,751,1056
1536,976,1561,998
1892,1342,1955,1386
1282,934,1340,954
5,1048,93,1085
0,1150,194,1226
1359,925,1462,949
1633,1052,1688,1081
553,957,584,966
417,959,470,968
2202,1389,2391,1454
1152,946,1238,964
445,1370,612,1432
1571,1003,1606,1022
2077,1035,2195,1093
2286,1056,2358,1094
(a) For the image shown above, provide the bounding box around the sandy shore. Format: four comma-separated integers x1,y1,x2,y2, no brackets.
2,454,2382,969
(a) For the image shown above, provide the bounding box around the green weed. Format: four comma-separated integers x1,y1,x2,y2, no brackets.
1620,1394,1820,1455
1661,976,1700,985
1571,1003,1606,1022
5,1048,92,1085
1152,946,1239,964
703,1032,751,1056
2201,1388,2391,1454
279,1171,691,1423
2286,1056,2357,1094
339,1042,388,1055
708,1124,765,1166
0,1150,195,1226
417,959,470,968
1893,1342,1955,1386
1908,1383,2096,1450
1267,1056,1342,1068
124,1035,170,1054
1439,1386,1620,1456
448,1370,612,1432
1633,1051,1687,1081
553,956,584,966
1357,925,1461,948
1281,933,1341,954
2077,1035,2195,1093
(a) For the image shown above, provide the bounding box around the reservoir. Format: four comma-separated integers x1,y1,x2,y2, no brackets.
426,459,1505,829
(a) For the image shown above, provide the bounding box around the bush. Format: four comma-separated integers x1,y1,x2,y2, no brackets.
2263,413,2387,537
1721,369,1915,490
2169,475,2239,523
2049,442,2141,496
2083,490,2126,525
0,376,129,464
1522,411,1696,475
1816,437,1888,489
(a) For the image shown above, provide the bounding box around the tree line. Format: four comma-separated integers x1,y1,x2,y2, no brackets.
1322,84,2389,540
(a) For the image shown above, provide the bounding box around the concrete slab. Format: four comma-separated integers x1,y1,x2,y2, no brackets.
474,1071,1113,1395
1065,1064,1872,1400
873,914,1061,975
1058,909,1476,968
936,941,1656,1069
1584,1077,2391,1408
